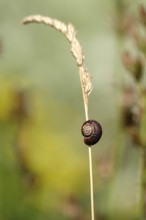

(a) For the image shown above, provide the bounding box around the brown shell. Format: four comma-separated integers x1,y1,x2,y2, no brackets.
81,120,102,146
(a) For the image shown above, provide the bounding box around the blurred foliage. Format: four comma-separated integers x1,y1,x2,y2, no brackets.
0,0,146,219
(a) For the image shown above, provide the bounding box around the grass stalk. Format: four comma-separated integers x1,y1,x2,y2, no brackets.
88,146,95,220
84,101,95,220
84,100,95,220
22,15,95,220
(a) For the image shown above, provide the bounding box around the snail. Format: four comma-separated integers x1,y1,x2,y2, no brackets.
81,120,102,146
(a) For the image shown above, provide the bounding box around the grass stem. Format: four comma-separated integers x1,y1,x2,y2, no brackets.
22,15,95,219
84,102,95,220
88,146,95,220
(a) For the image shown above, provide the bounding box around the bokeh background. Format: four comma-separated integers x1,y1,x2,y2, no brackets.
0,0,146,219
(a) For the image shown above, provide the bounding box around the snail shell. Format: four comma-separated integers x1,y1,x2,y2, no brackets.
81,120,102,146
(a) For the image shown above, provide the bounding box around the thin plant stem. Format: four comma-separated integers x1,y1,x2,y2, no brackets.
84,101,95,220
84,102,89,121
22,15,95,220
84,100,95,220
88,146,95,220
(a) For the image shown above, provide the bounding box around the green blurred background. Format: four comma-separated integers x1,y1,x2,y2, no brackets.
0,0,145,219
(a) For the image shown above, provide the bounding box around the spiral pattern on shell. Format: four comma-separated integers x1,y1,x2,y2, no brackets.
81,120,102,146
